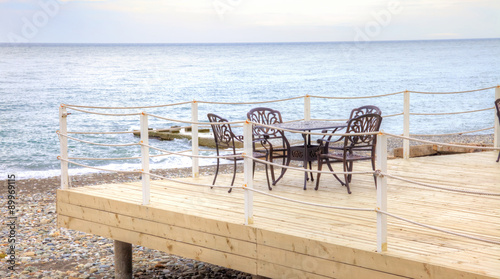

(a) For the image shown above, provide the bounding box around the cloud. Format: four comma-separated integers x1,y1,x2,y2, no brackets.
0,0,499,43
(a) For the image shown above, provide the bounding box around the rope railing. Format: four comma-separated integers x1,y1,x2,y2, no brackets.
57,84,500,254
62,86,499,111
65,106,143,116
377,210,500,245
249,156,375,175
64,101,192,109
197,96,305,105
68,156,141,161
67,130,136,134
410,107,494,116
382,172,500,196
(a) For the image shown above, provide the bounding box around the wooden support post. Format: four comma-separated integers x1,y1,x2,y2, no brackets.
191,101,199,178
403,90,410,159
114,240,132,279
376,132,388,252
495,86,500,149
140,112,150,205
304,95,311,121
59,104,69,189
243,120,254,225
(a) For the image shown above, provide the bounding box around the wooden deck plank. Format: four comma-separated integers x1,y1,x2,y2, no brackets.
57,202,257,258
57,151,500,278
57,216,257,274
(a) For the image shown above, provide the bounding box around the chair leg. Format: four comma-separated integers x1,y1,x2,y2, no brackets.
212,158,220,188
269,154,277,185
228,160,237,193
253,158,272,191
315,158,323,190
497,151,500,162
326,160,345,186
273,152,290,186
278,152,289,182
264,162,272,190
343,161,352,194
347,161,353,183
308,160,314,181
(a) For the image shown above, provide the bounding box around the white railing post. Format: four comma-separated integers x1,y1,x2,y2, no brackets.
191,101,199,178
243,120,254,225
304,95,311,121
140,112,150,205
376,131,388,252
495,86,500,149
403,90,410,159
59,104,69,189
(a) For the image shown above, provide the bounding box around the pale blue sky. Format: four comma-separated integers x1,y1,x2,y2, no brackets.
1,0,499,43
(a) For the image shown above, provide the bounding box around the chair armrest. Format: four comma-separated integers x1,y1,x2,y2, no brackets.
317,137,344,145
234,135,244,142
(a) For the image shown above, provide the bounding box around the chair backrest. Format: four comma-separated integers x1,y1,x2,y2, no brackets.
344,113,383,148
496,99,500,124
207,113,236,152
349,105,382,120
247,107,285,140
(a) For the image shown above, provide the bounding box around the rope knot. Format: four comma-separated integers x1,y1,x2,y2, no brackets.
374,170,383,178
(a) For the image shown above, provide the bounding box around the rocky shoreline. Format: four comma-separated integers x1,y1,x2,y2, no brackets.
0,134,494,278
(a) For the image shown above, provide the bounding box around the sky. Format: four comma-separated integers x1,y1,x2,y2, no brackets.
0,0,499,43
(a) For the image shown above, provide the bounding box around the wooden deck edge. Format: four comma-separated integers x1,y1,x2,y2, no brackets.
57,189,257,242
56,189,497,279
57,214,257,274
256,229,495,279
57,202,257,258
257,244,407,279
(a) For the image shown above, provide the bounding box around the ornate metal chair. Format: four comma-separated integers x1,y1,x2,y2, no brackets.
318,105,382,156
496,99,500,162
349,105,382,119
315,114,383,194
247,107,291,187
207,113,270,192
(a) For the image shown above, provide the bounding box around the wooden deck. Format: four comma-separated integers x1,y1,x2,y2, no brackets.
57,151,500,279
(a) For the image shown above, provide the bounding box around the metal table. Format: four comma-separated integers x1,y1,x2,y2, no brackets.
272,120,346,190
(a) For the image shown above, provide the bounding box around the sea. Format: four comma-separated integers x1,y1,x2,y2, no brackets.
1,39,499,179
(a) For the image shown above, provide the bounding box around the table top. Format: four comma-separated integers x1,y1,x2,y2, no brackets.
272,120,346,132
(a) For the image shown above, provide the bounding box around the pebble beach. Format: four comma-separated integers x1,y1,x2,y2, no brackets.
0,134,494,279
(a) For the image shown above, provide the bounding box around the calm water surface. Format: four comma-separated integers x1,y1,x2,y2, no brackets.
1,39,499,178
